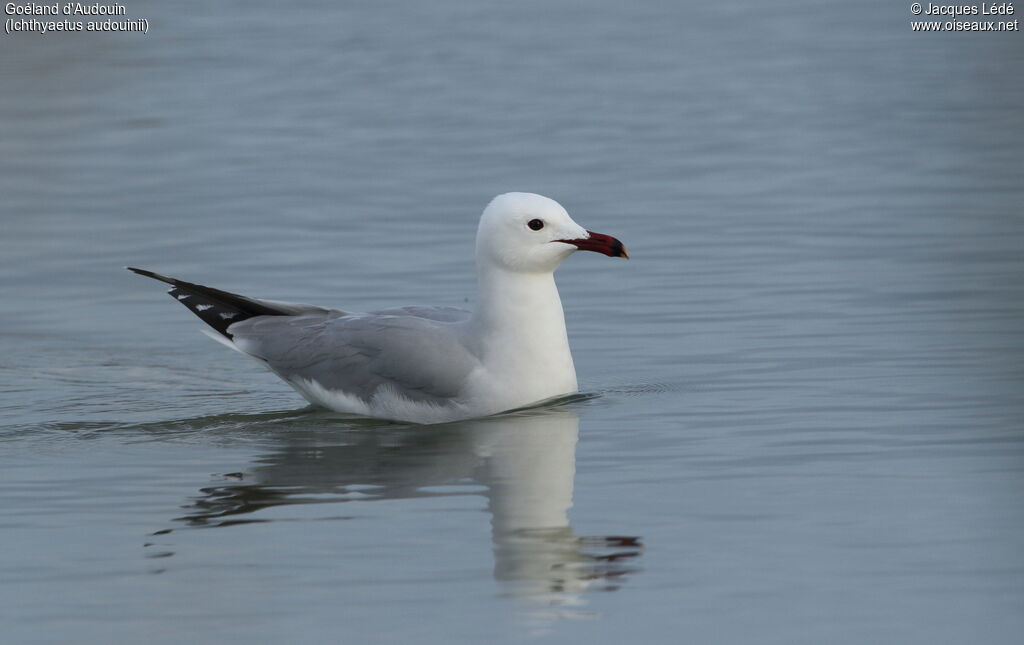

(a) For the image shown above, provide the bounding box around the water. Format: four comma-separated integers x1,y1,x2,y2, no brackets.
2,1,1023,642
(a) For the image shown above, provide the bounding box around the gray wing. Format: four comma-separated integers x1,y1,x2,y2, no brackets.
369,305,471,323
227,308,479,404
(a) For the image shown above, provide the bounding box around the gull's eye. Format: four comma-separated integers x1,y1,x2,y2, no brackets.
527,219,544,231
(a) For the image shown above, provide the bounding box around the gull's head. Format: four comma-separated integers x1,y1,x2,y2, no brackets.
476,192,628,273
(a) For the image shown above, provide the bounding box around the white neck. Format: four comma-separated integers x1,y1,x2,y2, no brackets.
470,264,578,404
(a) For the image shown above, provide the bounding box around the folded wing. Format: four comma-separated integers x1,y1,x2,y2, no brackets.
228,308,479,405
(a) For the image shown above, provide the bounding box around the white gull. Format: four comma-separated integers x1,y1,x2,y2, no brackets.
128,192,628,423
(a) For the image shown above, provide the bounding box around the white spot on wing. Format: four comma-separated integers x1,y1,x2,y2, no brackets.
219,312,237,319
177,294,190,300
196,304,213,311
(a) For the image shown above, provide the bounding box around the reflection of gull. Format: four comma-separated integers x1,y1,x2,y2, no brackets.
166,405,641,616
480,412,639,609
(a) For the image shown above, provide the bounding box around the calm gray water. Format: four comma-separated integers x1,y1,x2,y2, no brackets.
2,1,1023,643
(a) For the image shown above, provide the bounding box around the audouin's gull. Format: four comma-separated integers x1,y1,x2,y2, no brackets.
128,192,628,423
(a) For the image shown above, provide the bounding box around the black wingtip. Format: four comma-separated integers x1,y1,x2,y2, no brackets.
128,266,292,339
126,266,176,285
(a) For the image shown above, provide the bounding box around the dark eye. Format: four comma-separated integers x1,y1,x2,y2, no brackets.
527,219,544,231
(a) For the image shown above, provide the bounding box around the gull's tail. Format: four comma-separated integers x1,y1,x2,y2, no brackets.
126,267,290,338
